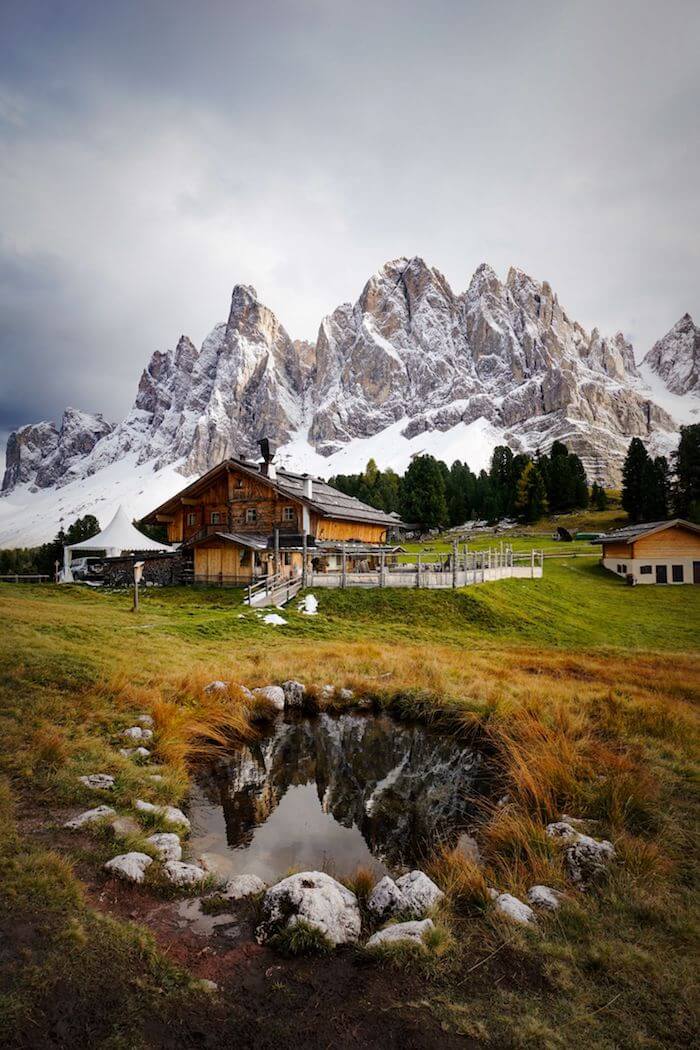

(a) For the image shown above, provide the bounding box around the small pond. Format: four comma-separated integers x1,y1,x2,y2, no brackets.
188,711,485,883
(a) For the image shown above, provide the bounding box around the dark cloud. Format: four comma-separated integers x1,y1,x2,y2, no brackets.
0,0,698,434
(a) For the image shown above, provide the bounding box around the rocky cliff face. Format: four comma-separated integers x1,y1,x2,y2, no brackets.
1,258,693,502
643,313,699,395
2,408,113,492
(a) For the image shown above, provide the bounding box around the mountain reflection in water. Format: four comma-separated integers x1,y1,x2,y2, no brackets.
189,712,483,883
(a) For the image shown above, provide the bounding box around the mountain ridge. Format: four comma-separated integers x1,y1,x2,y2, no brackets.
2,257,698,546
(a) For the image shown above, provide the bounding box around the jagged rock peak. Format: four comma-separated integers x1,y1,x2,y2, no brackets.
644,313,699,395
1,408,114,492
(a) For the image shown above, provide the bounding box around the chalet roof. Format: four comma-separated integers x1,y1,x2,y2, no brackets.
593,519,700,545
186,531,269,551
144,457,404,528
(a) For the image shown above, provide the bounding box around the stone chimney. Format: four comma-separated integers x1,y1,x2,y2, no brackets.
303,475,313,499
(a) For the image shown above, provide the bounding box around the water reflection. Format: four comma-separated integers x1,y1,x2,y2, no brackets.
189,712,483,882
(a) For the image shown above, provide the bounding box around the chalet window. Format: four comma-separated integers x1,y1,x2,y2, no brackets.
210,512,221,525
672,564,684,583
640,565,652,575
616,564,622,574
282,506,295,523
235,478,244,489
186,512,197,526
246,508,257,524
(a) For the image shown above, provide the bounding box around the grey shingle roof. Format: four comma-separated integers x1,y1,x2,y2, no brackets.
273,468,401,527
593,519,700,544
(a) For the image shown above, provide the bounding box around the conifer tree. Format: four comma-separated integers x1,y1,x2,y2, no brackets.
621,438,650,522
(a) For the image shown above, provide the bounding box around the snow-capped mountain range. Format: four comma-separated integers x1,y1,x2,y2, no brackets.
1,257,698,546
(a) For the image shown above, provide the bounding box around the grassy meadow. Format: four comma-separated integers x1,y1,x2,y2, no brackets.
0,551,698,1047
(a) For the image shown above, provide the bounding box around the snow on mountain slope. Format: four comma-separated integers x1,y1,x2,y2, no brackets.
642,313,699,396
1,257,695,547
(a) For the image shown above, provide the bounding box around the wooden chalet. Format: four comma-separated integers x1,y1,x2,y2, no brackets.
142,443,403,586
594,519,700,585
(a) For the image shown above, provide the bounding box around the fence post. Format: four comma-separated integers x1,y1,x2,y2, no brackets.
531,548,535,578
341,545,347,588
452,540,457,588
416,553,421,588
302,534,308,589
380,550,385,588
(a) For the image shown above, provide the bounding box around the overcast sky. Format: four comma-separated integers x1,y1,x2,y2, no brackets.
1,0,698,446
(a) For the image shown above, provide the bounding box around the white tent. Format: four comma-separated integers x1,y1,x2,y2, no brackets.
60,505,172,582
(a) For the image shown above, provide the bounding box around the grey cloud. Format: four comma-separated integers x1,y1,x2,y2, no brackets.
0,0,698,434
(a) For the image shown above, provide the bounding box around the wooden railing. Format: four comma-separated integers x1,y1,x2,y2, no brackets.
245,573,303,608
0,574,52,584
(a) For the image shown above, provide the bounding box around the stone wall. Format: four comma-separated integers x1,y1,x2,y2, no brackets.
102,551,187,587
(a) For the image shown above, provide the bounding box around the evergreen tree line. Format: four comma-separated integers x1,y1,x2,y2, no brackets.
621,424,700,524
0,515,100,576
330,440,591,529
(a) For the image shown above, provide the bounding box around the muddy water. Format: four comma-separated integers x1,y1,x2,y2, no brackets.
188,711,484,883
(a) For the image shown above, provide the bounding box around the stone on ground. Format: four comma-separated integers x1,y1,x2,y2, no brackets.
110,815,141,838
163,860,207,887
256,871,361,946
123,726,153,742
146,832,182,861
281,680,306,708
565,835,615,886
204,681,228,694
527,885,565,910
136,714,154,726
546,821,579,841
134,799,191,831
104,852,153,883
119,747,151,760
64,805,116,829
223,873,267,900
79,774,115,791
395,870,444,916
494,892,536,925
366,919,435,948
252,686,285,711
339,687,354,701
367,875,407,921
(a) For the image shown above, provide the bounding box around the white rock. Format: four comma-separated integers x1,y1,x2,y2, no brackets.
339,688,354,701
252,686,285,711
134,799,191,831
104,851,153,884
487,887,499,900
366,919,435,949
147,774,164,783
204,681,228,694
527,885,565,910
395,870,444,917
256,871,361,946
163,860,207,887
281,680,306,708
136,714,154,726
367,876,407,920
261,613,287,626
546,821,579,841
299,593,318,615
494,893,536,925
64,805,116,829
123,726,150,741
146,832,182,861
223,873,267,900
196,979,218,993
565,836,616,886
321,684,335,699
119,746,151,760
78,774,115,791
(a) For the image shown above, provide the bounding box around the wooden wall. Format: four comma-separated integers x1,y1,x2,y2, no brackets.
633,528,700,558
194,545,255,580
314,517,386,543
600,541,632,558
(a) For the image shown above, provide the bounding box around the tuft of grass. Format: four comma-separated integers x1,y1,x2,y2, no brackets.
268,919,333,956
428,847,492,915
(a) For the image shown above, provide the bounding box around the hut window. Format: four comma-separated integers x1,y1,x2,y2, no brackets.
672,564,684,583
246,508,258,523
186,512,197,526
210,512,221,525
640,565,652,575
282,506,295,522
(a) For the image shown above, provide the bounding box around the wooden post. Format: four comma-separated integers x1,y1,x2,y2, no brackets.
531,547,535,578
416,553,421,588
452,540,458,588
380,549,385,588
274,527,280,581
341,544,347,588
302,533,308,588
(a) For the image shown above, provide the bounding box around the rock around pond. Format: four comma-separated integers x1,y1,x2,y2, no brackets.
188,711,485,883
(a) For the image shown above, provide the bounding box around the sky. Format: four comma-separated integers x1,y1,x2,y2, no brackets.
1,0,698,452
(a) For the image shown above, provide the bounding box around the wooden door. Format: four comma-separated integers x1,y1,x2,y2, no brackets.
655,564,667,584
693,561,700,584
